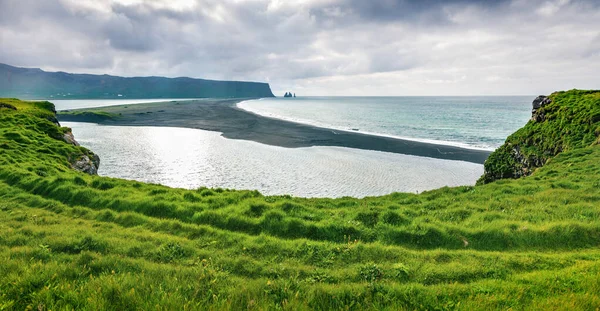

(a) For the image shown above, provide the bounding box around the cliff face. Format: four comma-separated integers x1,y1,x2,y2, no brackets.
0,98,100,175
61,128,101,175
478,89,600,184
0,63,275,99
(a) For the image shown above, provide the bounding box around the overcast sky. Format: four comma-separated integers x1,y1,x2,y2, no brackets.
1,0,599,95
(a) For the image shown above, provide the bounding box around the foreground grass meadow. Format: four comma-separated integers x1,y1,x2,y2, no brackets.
1,91,600,310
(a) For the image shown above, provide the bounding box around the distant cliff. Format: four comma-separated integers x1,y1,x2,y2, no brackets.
0,63,274,99
478,89,600,184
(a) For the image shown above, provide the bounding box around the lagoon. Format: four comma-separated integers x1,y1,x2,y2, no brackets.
63,122,483,198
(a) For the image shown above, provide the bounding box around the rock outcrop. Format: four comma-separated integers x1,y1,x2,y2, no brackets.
531,95,552,122
62,130,80,146
0,103,17,110
41,102,62,127
478,90,600,184
478,96,555,184
61,125,99,174
48,105,99,174
71,154,100,175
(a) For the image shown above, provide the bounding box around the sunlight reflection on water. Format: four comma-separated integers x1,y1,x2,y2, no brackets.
64,122,484,198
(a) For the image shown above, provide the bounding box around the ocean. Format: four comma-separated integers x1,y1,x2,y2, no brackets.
238,96,533,150
53,97,533,197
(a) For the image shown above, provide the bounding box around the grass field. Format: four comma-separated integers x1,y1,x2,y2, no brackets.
1,92,600,310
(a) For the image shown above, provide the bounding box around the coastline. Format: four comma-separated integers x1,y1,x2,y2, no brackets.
57,98,491,164
235,99,496,152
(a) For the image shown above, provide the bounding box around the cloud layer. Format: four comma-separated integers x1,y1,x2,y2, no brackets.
1,0,599,95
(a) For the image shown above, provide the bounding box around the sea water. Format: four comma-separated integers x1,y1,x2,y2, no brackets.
238,96,533,150
62,122,483,198
50,99,198,110
54,97,533,197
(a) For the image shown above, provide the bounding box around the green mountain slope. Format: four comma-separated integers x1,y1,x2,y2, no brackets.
1,91,600,310
0,63,275,99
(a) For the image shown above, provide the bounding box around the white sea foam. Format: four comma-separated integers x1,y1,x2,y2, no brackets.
237,100,495,151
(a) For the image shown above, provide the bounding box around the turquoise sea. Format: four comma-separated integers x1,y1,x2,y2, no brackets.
238,96,534,150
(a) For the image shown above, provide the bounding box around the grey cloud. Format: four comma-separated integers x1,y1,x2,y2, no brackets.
102,2,204,52
103,15,159,52
368,49,419,73
309,0,513,27
583,34,600,58
110,3,196,22
1,0,599,95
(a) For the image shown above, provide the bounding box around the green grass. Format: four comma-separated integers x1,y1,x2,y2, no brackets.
57,110,119,122
1,92,600,310
479,90,600,183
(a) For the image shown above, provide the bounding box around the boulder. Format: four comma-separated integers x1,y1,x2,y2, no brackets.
72,154,100,175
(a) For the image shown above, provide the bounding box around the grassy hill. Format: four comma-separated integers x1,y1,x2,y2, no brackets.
0,63,275,99
1,91,600,310
479,90,600,184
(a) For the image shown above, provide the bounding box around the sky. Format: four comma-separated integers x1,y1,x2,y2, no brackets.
1,0,599,96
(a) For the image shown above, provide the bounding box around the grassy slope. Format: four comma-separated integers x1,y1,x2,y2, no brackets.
1,92,600,310
479,90,600,183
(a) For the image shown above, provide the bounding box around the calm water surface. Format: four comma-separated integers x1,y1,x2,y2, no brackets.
63,122,483,198
50,99,198,110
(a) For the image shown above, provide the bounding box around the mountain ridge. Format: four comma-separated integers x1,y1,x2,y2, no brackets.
0,63,275,99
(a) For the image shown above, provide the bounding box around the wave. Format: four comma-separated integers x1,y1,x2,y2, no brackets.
237,99,497,152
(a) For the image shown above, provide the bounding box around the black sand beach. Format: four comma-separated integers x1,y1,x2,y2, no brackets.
57,99,491,164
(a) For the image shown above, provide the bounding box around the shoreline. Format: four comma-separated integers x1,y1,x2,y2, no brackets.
57,98,491,164
235,99,495,152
